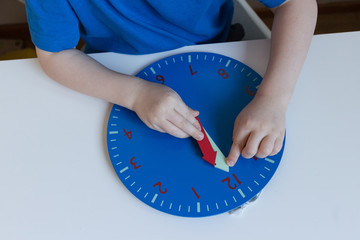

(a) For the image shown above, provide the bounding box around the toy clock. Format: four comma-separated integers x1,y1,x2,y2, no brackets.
106,52,284,217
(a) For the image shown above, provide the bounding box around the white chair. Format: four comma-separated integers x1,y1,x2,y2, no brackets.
233,0,271,40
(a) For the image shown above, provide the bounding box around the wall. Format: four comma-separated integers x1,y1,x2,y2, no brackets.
0,0,27,24
0,0,358,25
246,0,359,8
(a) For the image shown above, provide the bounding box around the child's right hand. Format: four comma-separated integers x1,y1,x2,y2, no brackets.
132,80,204,141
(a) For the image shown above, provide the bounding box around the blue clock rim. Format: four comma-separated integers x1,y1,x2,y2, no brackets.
106,52,286,217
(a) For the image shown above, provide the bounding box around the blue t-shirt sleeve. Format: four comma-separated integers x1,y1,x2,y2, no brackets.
25,0,80,52
257,0,287,8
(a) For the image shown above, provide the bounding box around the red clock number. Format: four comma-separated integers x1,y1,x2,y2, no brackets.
153,182,168,194
156,75,165,84
246,85,256,96
123,129,132,140
222,174,242,190
191,187,200,199
130,157,141,170
218,68,229,79
189,65,198,76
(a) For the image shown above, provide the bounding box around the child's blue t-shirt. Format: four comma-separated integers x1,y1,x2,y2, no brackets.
25,0,285,55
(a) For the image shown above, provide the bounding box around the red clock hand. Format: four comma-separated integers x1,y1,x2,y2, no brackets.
195,116,217,166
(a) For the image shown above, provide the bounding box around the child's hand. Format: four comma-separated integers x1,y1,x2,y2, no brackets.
226,94,286,167
132,81,204,141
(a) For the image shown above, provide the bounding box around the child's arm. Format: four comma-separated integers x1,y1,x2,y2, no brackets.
36,48,204,141
227,0,317,166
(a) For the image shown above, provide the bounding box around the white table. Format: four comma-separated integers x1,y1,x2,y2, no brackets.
1,31,359,239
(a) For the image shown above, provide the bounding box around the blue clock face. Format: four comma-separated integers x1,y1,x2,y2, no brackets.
107,52,284,217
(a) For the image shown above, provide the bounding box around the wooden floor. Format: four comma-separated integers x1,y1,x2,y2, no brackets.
0,1,359,60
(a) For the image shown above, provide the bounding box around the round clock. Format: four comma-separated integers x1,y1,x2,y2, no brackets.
107,52,284,217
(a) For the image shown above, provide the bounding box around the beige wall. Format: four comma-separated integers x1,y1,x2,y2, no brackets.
246,0,360,8
0,0,27,24
0,0,359,25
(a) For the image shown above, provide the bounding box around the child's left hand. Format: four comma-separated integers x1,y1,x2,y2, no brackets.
226,94,286,167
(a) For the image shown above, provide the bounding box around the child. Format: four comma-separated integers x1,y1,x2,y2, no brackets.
25,0,317,167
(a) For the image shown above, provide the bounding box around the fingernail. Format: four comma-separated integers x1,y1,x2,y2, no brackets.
195,123,202,131
196,133,204,141
227,160,235,167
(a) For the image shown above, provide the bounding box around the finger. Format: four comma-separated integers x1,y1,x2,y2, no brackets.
175,104,201,131
142,119,166,133
160,120,190,138
190,109,200,117
167,111,204,140
269,137,283,156
150,123,166,133
227,131,250,167
227,143,241,167
190,110,201,131
256,135,276,158
241,132,264,159
192,117,202,132
169,109,204,140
